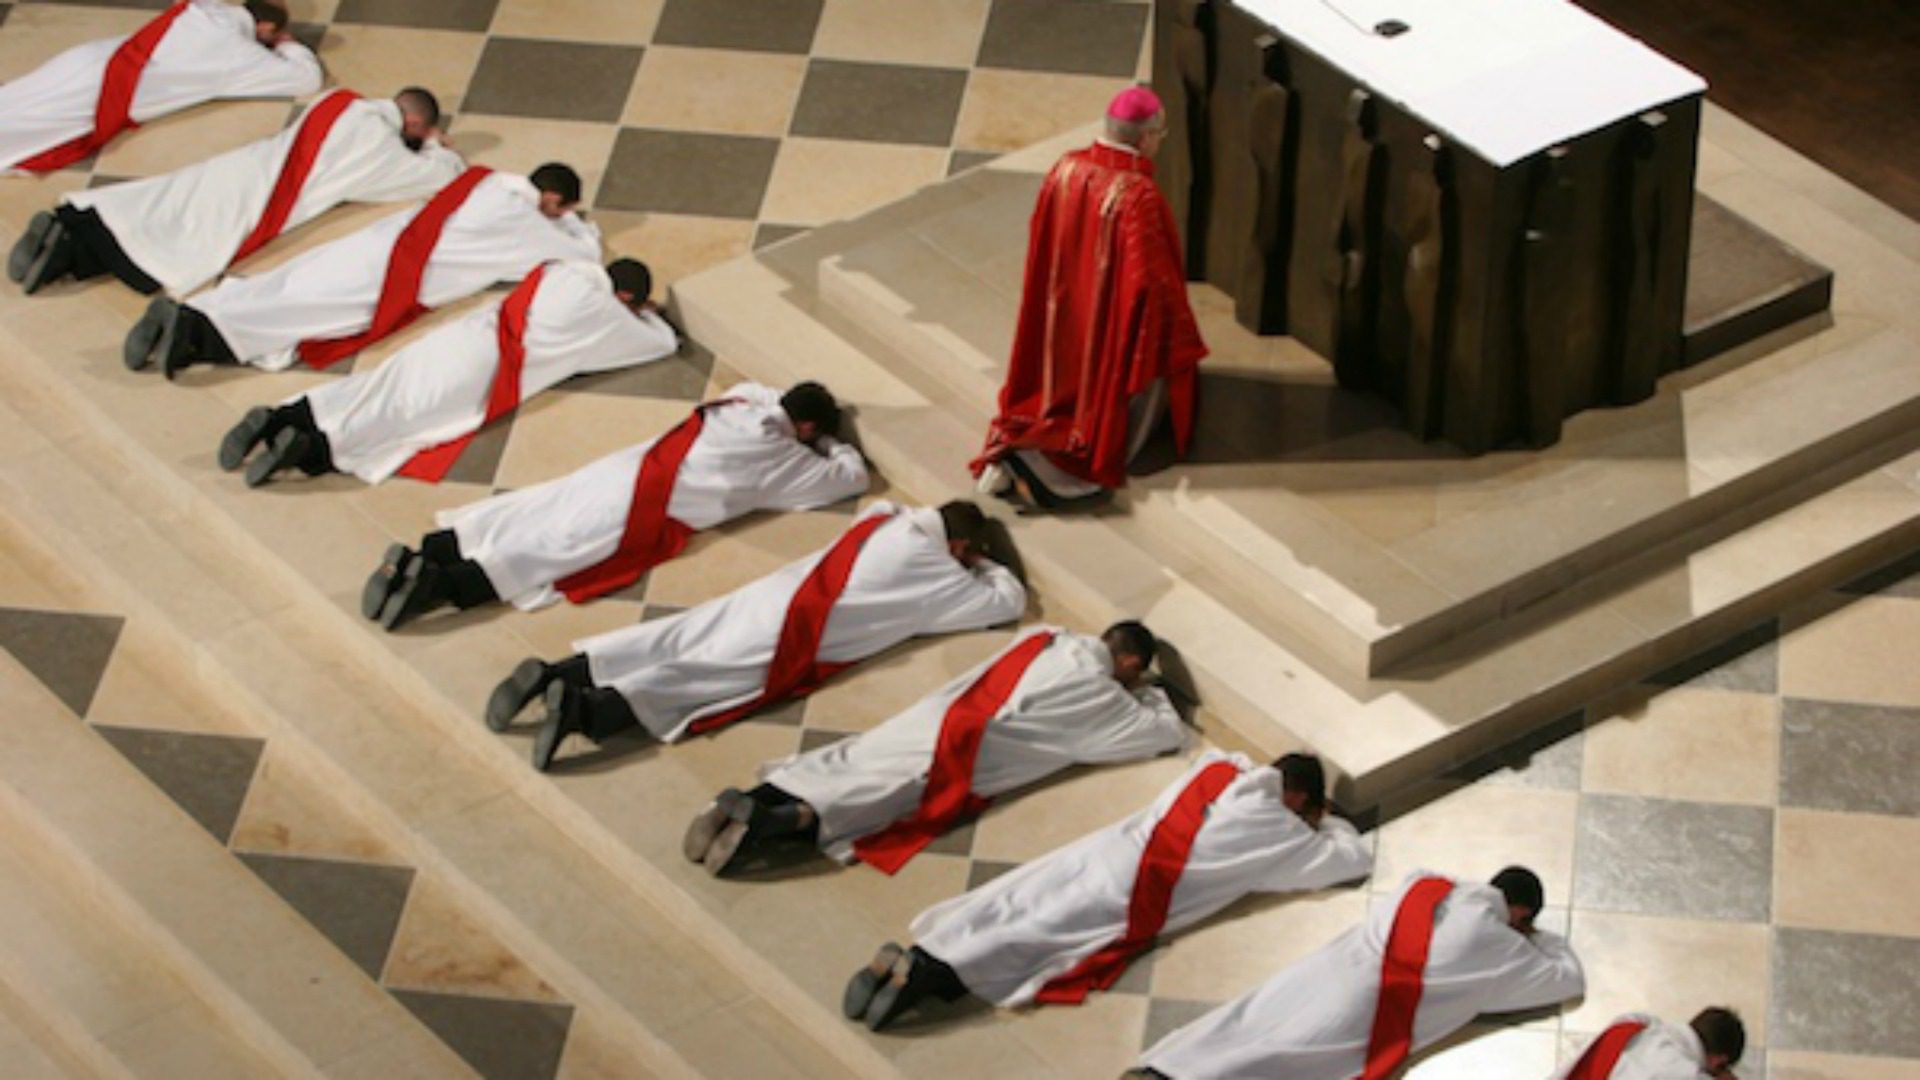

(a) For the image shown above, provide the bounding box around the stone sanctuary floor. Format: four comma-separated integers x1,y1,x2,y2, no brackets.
1,1,1919,1078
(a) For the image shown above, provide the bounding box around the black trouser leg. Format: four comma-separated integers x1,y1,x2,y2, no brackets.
55,205,159,294
172,304,241,367
908,947,969,1003
418,529,501,609
265,398,336,476
744,783,821,846
581,687,639,742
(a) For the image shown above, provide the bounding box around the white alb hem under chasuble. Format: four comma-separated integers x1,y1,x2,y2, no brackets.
1548,1015,1710,1080
1142,869,1586,1080
0,0,321,174
441,381,870,611
906,748,1374,1007
303,259,677,484
196,172,603,371
763,629,1190,864
577,502,1029,742
64,97,464,296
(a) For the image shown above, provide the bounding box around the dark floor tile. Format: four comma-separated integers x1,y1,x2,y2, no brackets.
1573,795,1773,922
1141,997,1217,1052
1111,951,1155,995
753,222,809,250
557,339,713,400
0,5,12,28
790,60,968,146
924,819,975,857
1780,697,1920,817
747,696,808,727
239,853,415,980
1837,547,1920,599
288,21,326,54
462,38,644,123
596,129,779,219
391,990,574,1080
1644,620,1778,693
332,0,499,32
0,608,124,717
797,728,852,754
441,417,514,487
94,726,264,845
964,858,1020,891
86,174,131,189
977,0,1149,77
948,149,1000,176
651,0,822,54
638,603,685,623
1773,928,1920,1058
1447,710,1585,790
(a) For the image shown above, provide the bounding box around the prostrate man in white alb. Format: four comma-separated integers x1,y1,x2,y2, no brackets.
126,162,602,379
355,380,869,630
1551,1007,1747,1080
11,86,462,299
485,500,1028,771
1135,866,1586,1080
840,750,1373,1032
0,0,320,177
685,620,1189,879
218,257,677,490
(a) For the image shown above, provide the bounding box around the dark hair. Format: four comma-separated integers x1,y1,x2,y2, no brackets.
1490,865,1545,916
606,258,652,302
1101,620,1157,668
530,162,583,205
245,0,290,31
394,86,442,130
1690,1008,1745,1064
780,382,841,438
937,500,991,555
1275,752,1327,813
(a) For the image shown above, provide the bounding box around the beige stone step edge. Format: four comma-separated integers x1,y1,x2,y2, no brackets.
0,933,136,1079
0,330,898,1079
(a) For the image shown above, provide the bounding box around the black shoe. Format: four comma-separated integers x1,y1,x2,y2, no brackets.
218,406,272,471
531,680,583,772
361,542,415,620
682,788,747,864
485,657,550,732
8,211,53,285
843,943,905,1021
19,220,69,295
126,297,179,372
699,793,764,878
378,560,446,631
244,427,310,488
862,949,924,1032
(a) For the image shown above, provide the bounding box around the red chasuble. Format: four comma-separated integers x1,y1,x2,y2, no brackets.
683,510,896,737
853,630,1059,875
1361,876,1457,1080
296,165,494,370
228,89,362,266
15,2,191,173
1565,1020,1650,1080
1034,757,1244,1003
554,398,742,603
971,142,1207,490
394,263,548,483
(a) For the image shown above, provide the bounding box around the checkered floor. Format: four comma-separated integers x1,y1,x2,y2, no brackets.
4,1,1920,1077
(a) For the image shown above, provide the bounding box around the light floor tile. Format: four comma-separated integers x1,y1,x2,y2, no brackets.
95,99,295,179
1780,596,1920,708
1149,886,1370,1004
1406,1025,1561,1078
1769,1050,1920,1079
490,390,690,491
1565,910,1771,1046
1774,808,1920,939
1372,783,1579,904
969,748,1193,863
488,0,660,44
451,115,620,207
228,745,402,865
382,874,563,1001
812,0,988,69
952,67,1126,153
316,25,486,113
804,627,1015,734
84,624,255,737
643,510,857,608
594,211,757,290
1582,686,1780,805
0,6,147,84
758,138,949,227
622,46,807,137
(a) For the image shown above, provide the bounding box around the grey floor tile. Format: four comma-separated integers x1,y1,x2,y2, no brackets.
1141,997,1218,1052
1837,547,1920,599
333,0,499,32
790,60,968,146
797,728,852,754
1644,620,1779,693
1574,795,1773,922
747,696,808,727
94,726,264,845
1780,697,1920,817
440,417,514,487
638,603,684,623
924,819,976,857
391,990,573,1080
753,223,808,250
949,149,1001,176
1773,928,1920,1059
462,39,644,124
977,0,1149,77
0,608,124,717
652,0,823,54
965,858,1020,891
1448,710,1585,790
239,853,415,980
596,128,779,219
1111,951,1155,995
0,6,10,28
556,341,713,400
288,21,325,54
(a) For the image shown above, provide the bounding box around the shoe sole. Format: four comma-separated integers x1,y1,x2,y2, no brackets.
8,211,53,284
485,657,548,732
842,943,904,1020
244,428,303,488
20,221,65,295
360,542,413,620
701,820,750,877
531,679,571,771
682,801,731,864
218,405,271,471
862,952,918,1032
376,560,423,631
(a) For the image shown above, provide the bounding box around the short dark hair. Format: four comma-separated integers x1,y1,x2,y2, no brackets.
780,382,841,437
394,86,441,130
1690,1008,1745,1064
606,258,652,302
937,500,991,555
530,162,583,205
245,0,290,31
1101,620,1157,668
1490,865,1545,916
1276,752,1327,813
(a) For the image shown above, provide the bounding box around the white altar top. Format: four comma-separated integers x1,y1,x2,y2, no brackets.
1238,0,1706,166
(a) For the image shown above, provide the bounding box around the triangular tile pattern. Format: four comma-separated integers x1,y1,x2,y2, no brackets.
239,852,416,980
0,607,125,718
93,725,264,845
389,989,574,1080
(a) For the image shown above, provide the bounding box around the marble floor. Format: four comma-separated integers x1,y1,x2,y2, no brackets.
1,1,1918,1078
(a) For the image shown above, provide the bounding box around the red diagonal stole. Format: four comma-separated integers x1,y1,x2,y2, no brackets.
683,510,897,737
393,264,548,483
14,1,191,173
1033,758,1244,1002
1360,876,1457,1080
295,164,494,370
1564,1020,1649,1080
853,630,1059,875
228,89,362,266
553,398,743,603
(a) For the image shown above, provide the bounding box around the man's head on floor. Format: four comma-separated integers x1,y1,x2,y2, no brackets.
1102,620,1157,688
1692,1006,1747,1078
1491,865,1545,934
606,257,652,310
1276,752,1328,825
937,500,993,568
393,86,442,149
531,162,584,218
245,0,291,45
781,381,841,447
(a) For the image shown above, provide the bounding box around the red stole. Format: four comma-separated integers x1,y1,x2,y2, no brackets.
228,89,362,266
296,165,494,370
1034,758,1244,1003
1565,1021,1649,1080
554,398,741,603
853,630,1058,875
683,511,896,737
971,142,1207,490
394,264,548,482
15,2,192,173
1360,876,1457,1080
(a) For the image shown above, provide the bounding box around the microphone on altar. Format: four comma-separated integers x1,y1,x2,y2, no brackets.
1314,0,1412,37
